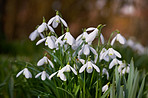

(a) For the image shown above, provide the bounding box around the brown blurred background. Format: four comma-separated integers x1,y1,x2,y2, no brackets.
0,0,148,45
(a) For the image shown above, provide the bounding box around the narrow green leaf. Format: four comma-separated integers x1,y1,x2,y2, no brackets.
137,76,146,98
8,75,14,98
115,66,120,98
44,48,62,65
57,87,74,98
119,86,123,98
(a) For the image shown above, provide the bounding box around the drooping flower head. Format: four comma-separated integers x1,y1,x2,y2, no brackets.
16,68,32,79
35,71,49,81
111,33,126,46
48,11,68,28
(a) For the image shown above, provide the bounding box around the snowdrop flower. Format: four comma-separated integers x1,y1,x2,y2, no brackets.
122,64,130,74
36,35,57,49
126,39,135,49
29,29,44,41
48,11,68,28
37,56,54,68
118,62,126,73
79,59,100,73
86,26,104,44
49,69,67,81
100,48,121,61
55,29,75,46
61,63,77,75
99,48,109,62
37,17,55,33
16,68,32,79
35,71,49,81
102,82,110,93
78,44,98,63
109,58,122,69
102,68,109,80
111,33,126,46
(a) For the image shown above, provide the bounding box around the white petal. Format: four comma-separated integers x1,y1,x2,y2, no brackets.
126,66,130,73
48,16,55,25
111,36,117,46
46,36,56,49
48,25,55,32
16,69,24,77
59,73,67,81
86,27,95,31
29,30,39,41
70,66,77,75
52,19,59,28
39,33,44,38
117,34,126,44
37,57,46,66
35,72,42,78
109,59,118,69
102,84,108,93
37,23,47,33
64,32,75,45
79,64,87,73
36,38,46,45
86,62,93,73
79,59,85,64
59,17,68,27
92,63,100,73
55,34,65,45
41,71,46,80
112,49,121,58
23,68,31,79
83,44,90,55
49,72,58,80
90,47,97,55
118,63,125,72
100,34,105,44
76,34,83,41
86,29,98,43
48,59,54,68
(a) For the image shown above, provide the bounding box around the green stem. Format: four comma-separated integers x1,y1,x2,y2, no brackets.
99,69,102,97
95,78,99,98
83,70,86,98
89,70,95,90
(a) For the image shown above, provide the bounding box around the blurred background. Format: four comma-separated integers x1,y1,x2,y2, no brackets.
0,0,148,97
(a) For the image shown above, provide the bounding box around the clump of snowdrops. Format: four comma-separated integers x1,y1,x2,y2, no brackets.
16,11,146,98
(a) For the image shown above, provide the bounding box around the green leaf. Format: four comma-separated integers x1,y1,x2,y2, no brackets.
44,48,63,66
73,43,83,57
115,66,120,98
137,76,146,98
57,87,74,98
8,75,14,98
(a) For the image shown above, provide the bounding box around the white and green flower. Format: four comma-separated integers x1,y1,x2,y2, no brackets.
35,71,49,81
16,68,32,79
79,60,100,73
111,33,126,46
37,56,54,68
48,11,68,28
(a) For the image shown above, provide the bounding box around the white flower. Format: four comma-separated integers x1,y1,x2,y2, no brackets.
61,64,77,75
55,31,75,46
16,68,32,79
36,36,57,49
102,68,109,80
99,48,109,62
118,62,126,73
86,27,104,44
102,83,109,93
29,30,44,41
37,56,54,68
78,44,98,63
35,71,49,81
100,48,121,60
79,60,100,73
122,64,130,74
48,13,68,28
111,33,126,46
37,22,48,33
49,69,67,81
109,58,122,69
